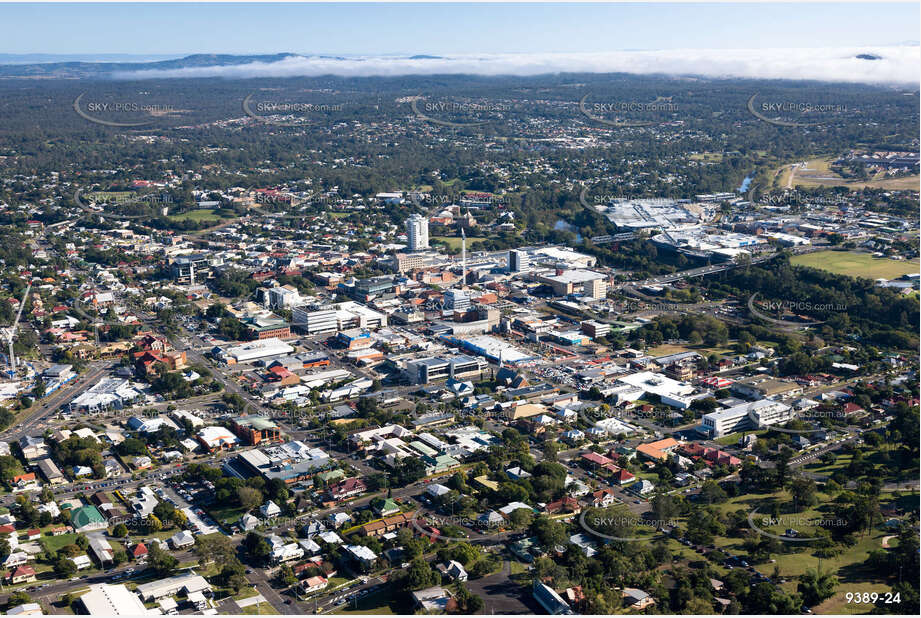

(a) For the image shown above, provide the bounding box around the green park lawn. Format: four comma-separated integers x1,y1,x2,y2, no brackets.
431,236,487,250
791,251,919,280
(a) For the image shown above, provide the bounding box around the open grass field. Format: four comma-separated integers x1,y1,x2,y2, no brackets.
167,208,226,222
431,235,487,250
791,250,919,280
647,344,690,356
648,343,735,359
779,157,919,191
689,152,724,162
39,532,80,553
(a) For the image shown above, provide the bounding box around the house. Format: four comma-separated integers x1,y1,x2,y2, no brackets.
373,497,400,517
843,402,865,416
631,479,655,496
569,533,598,557
436,560,468,582
301,520,327,538
3,552,29,568
612,468,636,485
18,436,48,461
411,586,455,613
478,510,505,528
565,586,586,609
545,496,582,515
533,581,572,615
239,513,261,532
260,501,281,518
317,530,343,546
5,602,42,616
299,538,322,555
10,472,39,491
6,565,37,584
561,429,585,444
301,575,329,595
271,542,305,564
328,477,366,501
169,530,195,550
130,543,148,562
70,554,92,570
510,536,544,563
588,488,617,508
623,587,655,610
343,544,378,569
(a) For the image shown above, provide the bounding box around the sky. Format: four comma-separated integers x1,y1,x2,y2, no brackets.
1,2,918,56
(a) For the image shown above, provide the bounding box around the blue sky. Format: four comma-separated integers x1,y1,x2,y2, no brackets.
1,2,918,56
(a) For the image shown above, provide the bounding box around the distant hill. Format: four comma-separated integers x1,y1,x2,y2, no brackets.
0,52,302,78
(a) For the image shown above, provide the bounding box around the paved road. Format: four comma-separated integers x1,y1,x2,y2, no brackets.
1,361,115,442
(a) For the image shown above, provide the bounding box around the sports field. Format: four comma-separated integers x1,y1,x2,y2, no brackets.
792,250,919,280
167,208,225,222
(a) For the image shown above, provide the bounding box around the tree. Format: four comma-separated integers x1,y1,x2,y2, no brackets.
5,591,32,610
148,543,179,576
774,447,793,487
194,534,238,566
146,514,163,533
790,477,819,511
508,507,534,529
171,509,189,528
243,532,271,564
405,558,437,590
277,564,297,587
530,515,567,549
700,480,728,504
54,556,78,578
237,486,263,511
652,494,681,521
798,567,838,607
112,523,129,538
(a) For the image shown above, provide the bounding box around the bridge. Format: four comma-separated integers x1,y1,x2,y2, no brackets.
590,232,636,244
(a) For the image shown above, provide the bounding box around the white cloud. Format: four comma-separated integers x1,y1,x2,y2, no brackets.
114,46,920,85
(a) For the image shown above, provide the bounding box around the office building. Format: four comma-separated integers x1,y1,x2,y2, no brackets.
443,289,470,313
584,277,607,300
508,249,529,272
699,399,794,438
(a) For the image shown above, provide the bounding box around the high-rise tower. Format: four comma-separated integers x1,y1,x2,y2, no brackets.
406,214,429,251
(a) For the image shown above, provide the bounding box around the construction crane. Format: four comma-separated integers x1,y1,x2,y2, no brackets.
2,282,32,379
